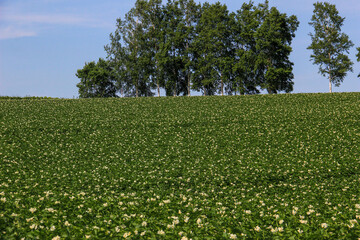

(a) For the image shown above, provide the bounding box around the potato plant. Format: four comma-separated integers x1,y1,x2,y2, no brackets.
1,93,360,239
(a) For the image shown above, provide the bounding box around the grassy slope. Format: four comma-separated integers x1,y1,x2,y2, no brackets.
1,93,360,239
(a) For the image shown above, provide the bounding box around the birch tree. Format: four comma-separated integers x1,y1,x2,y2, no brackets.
308,2,354,93
193,2,233,96
256,5,299,94
106,0,154,97
231,1,266,95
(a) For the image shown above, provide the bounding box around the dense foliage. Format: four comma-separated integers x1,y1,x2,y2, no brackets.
77,0,299,97
308,2,354,93
1,93,360,239
76,59,118,98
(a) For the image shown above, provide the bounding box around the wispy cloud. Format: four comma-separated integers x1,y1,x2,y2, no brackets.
0,26,37,40
0,0,112,40
2,12,109,28
0,13,110,40
4,14,90,25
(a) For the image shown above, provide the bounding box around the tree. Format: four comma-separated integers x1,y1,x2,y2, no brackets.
255,2,299,94
106,0,155,97
159,0,200,97
179,0,200,96
139,0,165,97
231,1,264,95
161,0,187,97
102,0,300,97
104,25,129,97
193,2,233,96
308,2,354,93
76,58,117,98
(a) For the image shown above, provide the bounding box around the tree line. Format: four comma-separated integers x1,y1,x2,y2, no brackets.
76,1,357,97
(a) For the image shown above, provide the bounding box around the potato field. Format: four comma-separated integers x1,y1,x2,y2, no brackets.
1,93,360,239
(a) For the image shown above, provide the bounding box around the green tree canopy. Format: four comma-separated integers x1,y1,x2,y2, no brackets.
231,1,262,95
80,0,299,97
193,2,233,96
76,58,117,98
255,5,299,94
308,2,354,93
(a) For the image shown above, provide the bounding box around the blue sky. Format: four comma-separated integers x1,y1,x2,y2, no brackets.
0,0,359,98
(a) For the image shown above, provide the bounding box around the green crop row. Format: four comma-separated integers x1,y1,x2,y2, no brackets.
1,93,360,239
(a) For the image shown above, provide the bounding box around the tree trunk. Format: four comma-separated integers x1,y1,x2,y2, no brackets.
221,74,224,96
173,80,176,97
135,18,139,98
188,73,191,96
156,57,160,97
186,8,191,97
173,68,177,97
157,81,160,97
267,88,277,94
152,22,159,97
328,53,332,93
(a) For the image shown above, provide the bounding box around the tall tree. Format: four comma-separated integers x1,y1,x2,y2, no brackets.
193,2,233,96
308,2,354,93
255,3,299,94
104,25,129,97
106,0,154,97
160,0,200,97
231,1,264,95
179,0,200,96
76,59,117,98
140,0,165,97
160,0,185,96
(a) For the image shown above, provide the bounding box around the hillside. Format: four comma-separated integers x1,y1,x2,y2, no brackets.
1,93,360,239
